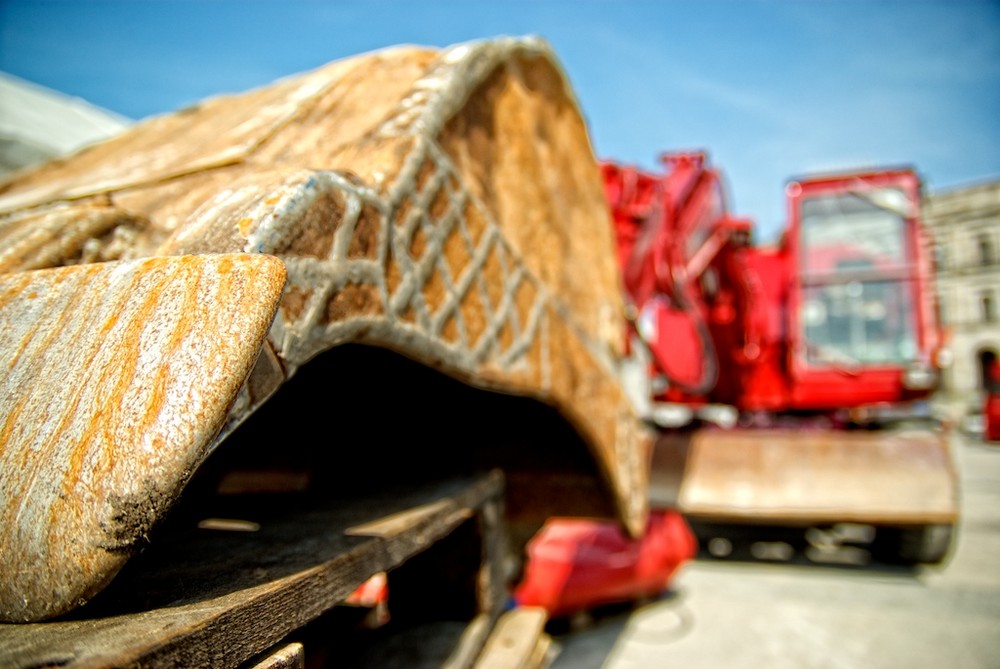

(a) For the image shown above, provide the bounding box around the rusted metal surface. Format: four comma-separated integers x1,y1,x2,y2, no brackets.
0,37,648,621
673,427,960,525
0,254,286,622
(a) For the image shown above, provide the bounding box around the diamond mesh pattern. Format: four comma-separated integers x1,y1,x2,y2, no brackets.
268,137,550,389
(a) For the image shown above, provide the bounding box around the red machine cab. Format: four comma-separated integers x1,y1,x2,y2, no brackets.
986,360,1000,442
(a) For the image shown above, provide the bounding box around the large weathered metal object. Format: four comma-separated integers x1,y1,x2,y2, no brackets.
665,428,957,525
0,37,648,622
0,254,287,622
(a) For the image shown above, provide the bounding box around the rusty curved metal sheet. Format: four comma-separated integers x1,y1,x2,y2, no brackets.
0,254,286,622
0,36,649,621
676,427,959,525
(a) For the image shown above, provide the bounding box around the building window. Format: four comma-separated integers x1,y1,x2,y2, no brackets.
983,292,996,322
977,233,993,266
935,244,948,271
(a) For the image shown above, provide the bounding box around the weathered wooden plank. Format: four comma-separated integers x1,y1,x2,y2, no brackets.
472,606,550,669
528,633,554,669
0,472,504,669
442,614,494,669
245,643,304,669
347,499,466,539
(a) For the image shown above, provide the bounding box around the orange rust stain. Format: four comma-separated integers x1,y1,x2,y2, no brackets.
428,185,450,222
143,367,171,444
90,411,116,491
0,398,25,460
481,247,504,312
498,316,515,354
0,279,58,368
55,260,176,515
442,227,472,276
422,267,448,315
459,289,487,349
525,327,543,387
348,204,382,260
139,259,199,435
99,310,121,337
514,277,539,327
415,158,436,192
237,217,255,237
393,199,412,229
83,261,107,279
462,201,488,248
5,273,99,520
400,303,417,325
385,250,402,298
440,315,461,345
272,191,340,259
324,283,383,324
281,285,310,322
408,225,427,261
217,254,234,275
0,272,35,310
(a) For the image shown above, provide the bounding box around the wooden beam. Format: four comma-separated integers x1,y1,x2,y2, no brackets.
0,472,505,669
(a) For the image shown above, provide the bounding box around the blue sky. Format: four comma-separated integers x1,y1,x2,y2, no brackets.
1,0,997,243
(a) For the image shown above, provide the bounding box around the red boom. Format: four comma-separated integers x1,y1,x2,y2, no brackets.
602,151,944,425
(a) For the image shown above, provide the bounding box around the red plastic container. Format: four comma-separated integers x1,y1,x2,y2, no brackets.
513,509,697,617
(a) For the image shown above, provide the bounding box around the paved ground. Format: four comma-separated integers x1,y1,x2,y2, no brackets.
547,430,1000,668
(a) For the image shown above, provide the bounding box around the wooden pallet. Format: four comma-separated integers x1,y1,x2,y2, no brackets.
472,606,553,669
0,472,508,669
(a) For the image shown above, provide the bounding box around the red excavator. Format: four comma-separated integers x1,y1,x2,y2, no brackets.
603,150,958,565
986,359,1000,442
515,150,958,619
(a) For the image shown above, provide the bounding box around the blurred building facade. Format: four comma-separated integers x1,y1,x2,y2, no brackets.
924,179,1000,411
